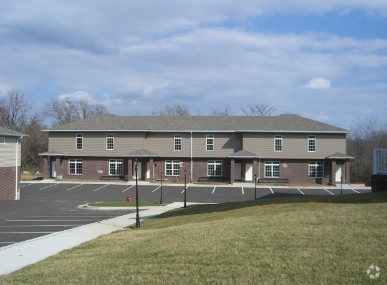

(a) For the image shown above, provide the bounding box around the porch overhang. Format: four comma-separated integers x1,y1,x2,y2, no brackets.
125,149,159,158
39,150,67,157
326,152,354,160
227,149,260,159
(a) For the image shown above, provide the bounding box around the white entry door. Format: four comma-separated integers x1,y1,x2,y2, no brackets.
335,164,342,183
245,163,253,181
146,162,150,180
51,161,56,178
234,163,242,180
133,162,142,179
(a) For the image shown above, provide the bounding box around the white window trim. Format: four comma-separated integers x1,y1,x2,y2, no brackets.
165,160,180,176
206,134,214,151
109,159,123,176
274,135,282,152
207,160,222,176
69,159,82,175
308,135,316,152
106,134,114,150
76,134,83,150
309,162,324,178
174,134,182,151
264,161,280,178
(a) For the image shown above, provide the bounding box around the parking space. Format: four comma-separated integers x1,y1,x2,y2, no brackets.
0,182,371,248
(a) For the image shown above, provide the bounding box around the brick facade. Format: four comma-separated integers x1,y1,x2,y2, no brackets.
0,166,19,200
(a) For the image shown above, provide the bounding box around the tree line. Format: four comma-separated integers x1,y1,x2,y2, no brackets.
1,88,386,184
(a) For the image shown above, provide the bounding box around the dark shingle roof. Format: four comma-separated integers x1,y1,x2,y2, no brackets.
126,149,159,157
0,126,27,137
227,150,260,158
326,152,354,159
45,114,349,133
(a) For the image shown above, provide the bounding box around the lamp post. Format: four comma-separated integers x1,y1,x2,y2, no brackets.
135,159,140,228
254,174,257,200
341,176,343,196
184,169,187,208
160,171,163,204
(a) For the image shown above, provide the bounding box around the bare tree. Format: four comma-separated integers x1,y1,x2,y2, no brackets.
43,97,108,126
0,89,31,130
152,103,190,116
211,106,233,116
240,104,276,116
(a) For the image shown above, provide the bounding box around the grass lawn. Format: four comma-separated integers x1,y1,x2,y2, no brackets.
1,192,386,284
88,201,171,207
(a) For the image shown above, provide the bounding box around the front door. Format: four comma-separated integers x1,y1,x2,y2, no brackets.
51,161,56,178
335,164,343,183
133,161,142,179
245,163,253,181
234,163,242,180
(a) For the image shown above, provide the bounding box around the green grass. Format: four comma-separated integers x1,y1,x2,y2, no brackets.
88,201,171,207
1,193,387,285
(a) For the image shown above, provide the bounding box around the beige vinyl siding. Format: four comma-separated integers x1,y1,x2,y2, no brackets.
145,133,191,157
243,133,346,159
49,132,145,156
0,137,21,167
192,133,242,157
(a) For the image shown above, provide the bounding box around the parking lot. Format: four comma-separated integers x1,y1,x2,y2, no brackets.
0,182,370,248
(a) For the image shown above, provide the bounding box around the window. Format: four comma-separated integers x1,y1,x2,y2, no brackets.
109,159,123,175
206,135,214,151
69,159,82,175
309,162,324,178
274,135,282,151
0,137,4,144
308,135,316,152
174,134,181,151
165,160,180,176
76,134,83,150
265,161,279,178
207,160,222,176
106,134,114,150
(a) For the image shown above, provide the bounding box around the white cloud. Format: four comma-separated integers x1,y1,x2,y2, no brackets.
58,91,96,102
304,77,331,89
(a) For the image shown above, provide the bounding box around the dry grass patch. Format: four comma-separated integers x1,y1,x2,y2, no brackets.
1,193,386,284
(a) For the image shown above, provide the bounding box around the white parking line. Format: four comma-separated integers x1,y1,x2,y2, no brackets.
181,186,189,194
38,184,58,191
324,189,334,195
152,186,161,192
66,184,83,191
93,184,109,191
241,187,244,194
297,188,305,195
20,184,32,188
350,188,361,194
269,188,274,195
212,187,216,194
122,185,134,192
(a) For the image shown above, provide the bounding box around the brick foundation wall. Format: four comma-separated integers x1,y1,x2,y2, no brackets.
0,166,19,200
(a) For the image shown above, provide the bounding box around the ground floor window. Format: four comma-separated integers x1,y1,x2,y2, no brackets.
109,159,123,175
309,162,324,178
208,160,222,176
69,159,82,175
265,161,279,178
166,160,180,176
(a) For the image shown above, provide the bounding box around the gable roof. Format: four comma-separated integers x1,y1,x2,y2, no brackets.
44,114,349,133
0,126,27,137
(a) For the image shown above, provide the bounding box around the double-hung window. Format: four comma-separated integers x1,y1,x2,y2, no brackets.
0,137,5,145
309,162,324,178
106,134,114,150
109,159,123,175
76,134,83,150
207,160,222,176
69,159,82,175
265,161,279,178
274,135,282,152
174,134,182,151
166,160,180,176
308,135,316,152
206,135,214,151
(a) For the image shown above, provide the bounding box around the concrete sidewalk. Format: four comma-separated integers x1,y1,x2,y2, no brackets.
0,202,187,276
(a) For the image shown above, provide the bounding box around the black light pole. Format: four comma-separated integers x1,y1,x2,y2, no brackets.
135,159,140,228
254,174,257,200
184,169,187,208
160,171,163,204
341,176,343,196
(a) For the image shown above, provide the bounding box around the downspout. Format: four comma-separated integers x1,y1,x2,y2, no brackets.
258,157,261,181
190,132,193,183
15,136,22,200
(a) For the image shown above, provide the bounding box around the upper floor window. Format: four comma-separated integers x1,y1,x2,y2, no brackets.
274,135,282,152
308,135,316,152
76,134,83,150
206,135,214,151
309,162,324,178
106,134,114,150
0,137,5,145
174,134,181,151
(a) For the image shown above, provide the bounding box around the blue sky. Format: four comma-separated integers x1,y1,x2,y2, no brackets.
0,1,386,129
